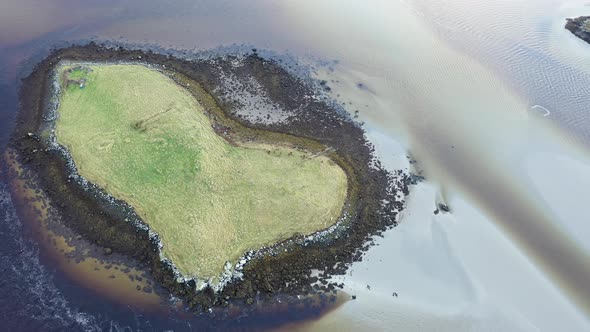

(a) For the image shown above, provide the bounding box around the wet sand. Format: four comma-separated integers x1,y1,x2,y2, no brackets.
295,183,588,331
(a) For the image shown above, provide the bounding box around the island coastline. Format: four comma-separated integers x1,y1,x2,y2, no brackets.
8,43,411,312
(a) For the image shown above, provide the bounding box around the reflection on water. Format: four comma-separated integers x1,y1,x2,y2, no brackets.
1,0,590,330
411,0,590,144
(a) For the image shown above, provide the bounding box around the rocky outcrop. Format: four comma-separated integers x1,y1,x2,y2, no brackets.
566,16,590,44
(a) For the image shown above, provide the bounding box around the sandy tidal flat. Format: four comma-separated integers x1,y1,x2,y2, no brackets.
296,182,588,331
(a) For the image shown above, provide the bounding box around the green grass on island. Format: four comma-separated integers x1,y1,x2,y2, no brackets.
54,64,348,279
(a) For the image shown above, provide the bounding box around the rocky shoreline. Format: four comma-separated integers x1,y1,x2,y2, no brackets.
565,16,590,44
10,43,411,312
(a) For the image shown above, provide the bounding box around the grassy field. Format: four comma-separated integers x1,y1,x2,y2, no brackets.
55,64,348,279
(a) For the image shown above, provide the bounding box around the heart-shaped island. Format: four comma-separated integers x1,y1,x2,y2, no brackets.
10,45,409,311
55,64,348,280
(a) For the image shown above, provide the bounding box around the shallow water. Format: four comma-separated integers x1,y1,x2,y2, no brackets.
1,0,590,330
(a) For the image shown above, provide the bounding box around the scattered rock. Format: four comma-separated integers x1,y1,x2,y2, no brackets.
438,204,450,212
566,16,590,44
